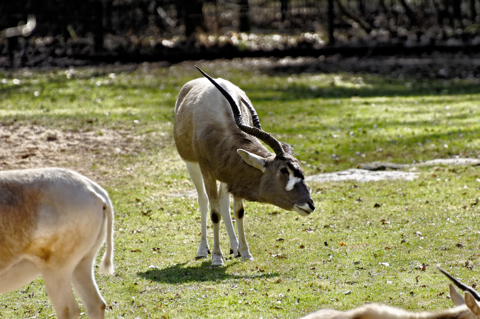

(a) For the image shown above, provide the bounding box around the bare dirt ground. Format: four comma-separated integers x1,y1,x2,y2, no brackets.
2,123,478,197
0,123,144,182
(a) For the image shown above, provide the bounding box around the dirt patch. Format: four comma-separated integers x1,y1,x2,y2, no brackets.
0,124,144,182
306,158,480,183
172,158,480,197
306,169,418,183
360,158,480,170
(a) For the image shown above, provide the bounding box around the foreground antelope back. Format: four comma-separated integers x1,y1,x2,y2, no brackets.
300,268,480,319
0,168,114,319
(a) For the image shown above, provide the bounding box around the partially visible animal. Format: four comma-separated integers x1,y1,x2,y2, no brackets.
300,267,480,319
174,67,315,267
0,168,114,319
0,14,36,38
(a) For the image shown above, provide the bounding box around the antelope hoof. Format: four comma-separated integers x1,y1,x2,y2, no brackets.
235,253,241,258
230,247,240,257
211,254,224,267
196,245,210,259
241,254,254,262
195,255,207,260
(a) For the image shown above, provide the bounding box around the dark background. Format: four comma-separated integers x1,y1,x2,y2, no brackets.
1,0,480,68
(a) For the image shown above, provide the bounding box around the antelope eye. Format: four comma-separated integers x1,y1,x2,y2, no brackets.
280,168,289,174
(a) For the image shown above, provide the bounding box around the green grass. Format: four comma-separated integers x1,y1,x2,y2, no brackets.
1,61,480,318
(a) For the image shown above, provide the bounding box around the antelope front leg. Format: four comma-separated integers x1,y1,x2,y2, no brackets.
202,171,224,267
234,197,253,261
219,182,240,258
210,208,224,267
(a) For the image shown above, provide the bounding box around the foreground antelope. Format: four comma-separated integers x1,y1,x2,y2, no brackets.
0,168,114,319
300,267,480,319
174,67,315,267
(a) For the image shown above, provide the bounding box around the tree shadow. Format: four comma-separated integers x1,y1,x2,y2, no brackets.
252,56,480,100
137,260,279,284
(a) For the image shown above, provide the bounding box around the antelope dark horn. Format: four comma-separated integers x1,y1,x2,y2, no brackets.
240,98,262,130
196,66,285,157
238,125,285,157
437,266,480,301
196,66,244,128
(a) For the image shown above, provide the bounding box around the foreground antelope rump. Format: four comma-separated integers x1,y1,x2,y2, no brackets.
300,267,480,319
0,168,114,319
174,67,315,267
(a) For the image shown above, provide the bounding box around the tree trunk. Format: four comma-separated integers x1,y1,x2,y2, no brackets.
378,0,387,13
335,0,372,33
182,0,204,37
471,0,477,22
92,0,104,53
444,0,454,26
328,0,335,45
239,0,250,32
399,0,418,26
280,0,289,22
104,0,112,33
452,0,462,27
358,0,365,15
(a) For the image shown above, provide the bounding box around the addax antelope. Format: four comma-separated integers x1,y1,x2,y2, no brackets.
0,168,114,319
174,67,315,267
300,266,480,319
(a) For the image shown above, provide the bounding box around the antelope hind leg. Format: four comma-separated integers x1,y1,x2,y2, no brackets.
185,161,211,259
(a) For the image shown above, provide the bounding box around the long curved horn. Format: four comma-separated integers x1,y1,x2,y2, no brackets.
196,66,285,157
437,266,480,301
240,98,262,130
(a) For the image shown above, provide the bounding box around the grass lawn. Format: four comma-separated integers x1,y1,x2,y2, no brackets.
0,59,480,318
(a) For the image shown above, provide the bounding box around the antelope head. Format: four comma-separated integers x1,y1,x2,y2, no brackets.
196,66,315,216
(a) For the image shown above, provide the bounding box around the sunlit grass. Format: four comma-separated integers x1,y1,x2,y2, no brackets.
0,61,480,318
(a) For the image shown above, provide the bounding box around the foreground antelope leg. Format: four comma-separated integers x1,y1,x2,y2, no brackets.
42,268,81,319
233,196,253,261
219,182,240,258
201,169,224,267
72,250,109,318
185,161,210,259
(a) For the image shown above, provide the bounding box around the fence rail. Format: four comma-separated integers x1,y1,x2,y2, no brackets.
1,0,479,67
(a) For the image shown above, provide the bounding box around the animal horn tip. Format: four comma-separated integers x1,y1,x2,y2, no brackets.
195,66,206,75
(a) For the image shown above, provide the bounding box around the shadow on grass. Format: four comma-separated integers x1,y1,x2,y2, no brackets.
245,79,480,103
137,260,279,284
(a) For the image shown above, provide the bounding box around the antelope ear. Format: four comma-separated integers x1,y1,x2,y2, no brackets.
450,284,466,306
281,142,294,156
237,149,266,173
464,292,480,316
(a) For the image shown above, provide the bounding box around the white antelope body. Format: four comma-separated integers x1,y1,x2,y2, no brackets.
300,267,480,319
174,67,315,267
0,168,114,319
